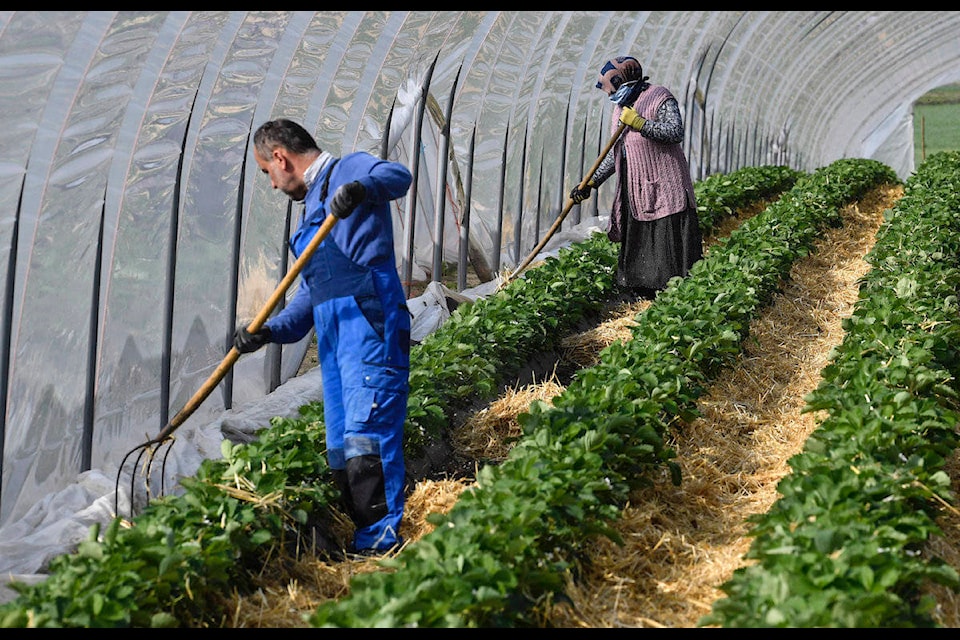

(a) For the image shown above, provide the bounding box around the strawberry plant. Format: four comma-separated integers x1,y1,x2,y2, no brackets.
695,164,803,235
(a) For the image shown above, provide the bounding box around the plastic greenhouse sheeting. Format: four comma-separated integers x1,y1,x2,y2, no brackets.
0,10,958,587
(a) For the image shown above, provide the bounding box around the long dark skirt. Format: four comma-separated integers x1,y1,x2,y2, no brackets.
615,204,703,297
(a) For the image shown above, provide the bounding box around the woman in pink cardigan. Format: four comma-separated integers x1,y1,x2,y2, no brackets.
571,55,703,301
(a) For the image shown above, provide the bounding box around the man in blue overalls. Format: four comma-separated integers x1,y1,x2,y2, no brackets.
235,118,413,556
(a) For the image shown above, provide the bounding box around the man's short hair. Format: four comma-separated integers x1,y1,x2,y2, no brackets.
253,118,319,158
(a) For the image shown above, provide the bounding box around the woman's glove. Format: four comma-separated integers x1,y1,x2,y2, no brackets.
619,106,646,131
570,183,592,204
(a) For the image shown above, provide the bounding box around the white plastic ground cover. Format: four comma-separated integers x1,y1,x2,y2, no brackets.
0,214,604,604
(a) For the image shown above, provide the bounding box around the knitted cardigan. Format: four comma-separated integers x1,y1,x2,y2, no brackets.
607,84,696,242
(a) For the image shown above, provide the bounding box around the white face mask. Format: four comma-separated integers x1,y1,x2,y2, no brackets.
609,80,639,106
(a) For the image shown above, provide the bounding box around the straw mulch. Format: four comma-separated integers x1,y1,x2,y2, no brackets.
541,183,960,627
220,477,471,628
451,372,567,462
224,184,960,627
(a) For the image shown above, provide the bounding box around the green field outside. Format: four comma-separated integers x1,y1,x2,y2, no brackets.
913,83,960,167
914,103,960,165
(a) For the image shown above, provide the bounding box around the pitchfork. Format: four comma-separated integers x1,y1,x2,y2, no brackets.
114,211,342,519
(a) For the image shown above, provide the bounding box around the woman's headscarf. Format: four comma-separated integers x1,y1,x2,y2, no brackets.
596,56,649,104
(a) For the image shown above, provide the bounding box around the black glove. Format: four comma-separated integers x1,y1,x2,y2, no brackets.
570,183,592,205
233,325,271,354
329,180,366,219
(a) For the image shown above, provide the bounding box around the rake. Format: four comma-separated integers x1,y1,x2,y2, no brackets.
501,120,627,289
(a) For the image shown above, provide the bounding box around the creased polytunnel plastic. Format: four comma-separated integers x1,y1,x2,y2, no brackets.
0,11,959,586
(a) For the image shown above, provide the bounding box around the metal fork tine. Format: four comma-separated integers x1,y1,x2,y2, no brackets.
113,431,177,521
115,441,150,519
129,445,151,517
158,438,175,498
143,437,175,503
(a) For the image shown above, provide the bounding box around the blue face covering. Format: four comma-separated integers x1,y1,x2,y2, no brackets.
610,80,641,106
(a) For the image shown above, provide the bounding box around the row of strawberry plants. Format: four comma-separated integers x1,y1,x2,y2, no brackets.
404,163,802,453
695,164,803,236
701,150,960,627
307,158,897,627
0,166,799,627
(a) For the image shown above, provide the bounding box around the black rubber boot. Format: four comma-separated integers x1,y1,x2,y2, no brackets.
331,468,357,522
345,454,389,528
